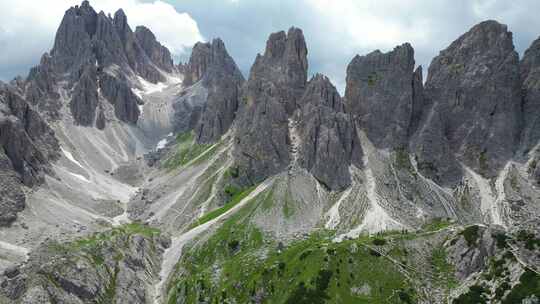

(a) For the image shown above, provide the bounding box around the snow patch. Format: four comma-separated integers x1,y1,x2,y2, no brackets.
61,147,84,169
133,88,143,99
156,138,168,150
155,133,173,151
112,211,131,227
0,240,29,258
69,172,90,183
134,74,182,97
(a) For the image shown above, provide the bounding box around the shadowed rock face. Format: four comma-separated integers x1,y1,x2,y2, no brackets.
247,27,308,115
409,66,426,137
135,26,174,73
52,3,165,83
183,39,245,143
233,27,308,184
183,42,212,87
532,159,540,185
0,83,59,226
113,9,164,84
520,36,540,155
418,21,521,180
298,74,362,190
0,151,25,227
100,73,141,124
24,54,61,119
70,63,99,126
50,0,98,73
345,43,416,149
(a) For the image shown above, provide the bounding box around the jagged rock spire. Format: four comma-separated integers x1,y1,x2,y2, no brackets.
233,27,308,184
34,1,177,127
520,35,540,156
247,27,308,114
298,74,361,190
0,83,59,226
345,43,416,149
51,1,98,71
416,20,521,180
182,38,244,143
135,26,174,73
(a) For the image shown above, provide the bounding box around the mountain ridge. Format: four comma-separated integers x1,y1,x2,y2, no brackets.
0,2,539,303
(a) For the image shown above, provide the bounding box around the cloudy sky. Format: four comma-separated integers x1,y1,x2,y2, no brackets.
1,0,540,92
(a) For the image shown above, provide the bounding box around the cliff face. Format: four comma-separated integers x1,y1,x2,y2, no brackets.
171,38,244,144
345,43,416,149
520,35,540,159
417,21,522,181
2,2,540,303
297,74,361,190
233,28,308,185
135,26,175,73
0,83,59,226
26,0,176,128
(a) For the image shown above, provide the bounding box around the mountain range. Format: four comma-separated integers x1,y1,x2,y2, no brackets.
0,1,539,303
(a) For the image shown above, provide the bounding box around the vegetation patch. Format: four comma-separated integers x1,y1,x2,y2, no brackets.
453,285,488,304
285,269,333,304
431,246,458,291
422,218,453,232
367,72,382,87
395,148,414,172
516,230,540,250
52,223,160,267
492,232,509,249
449,63,465,75
224,166,240,179
460,225,480,247
163,131,217,170
189,185,258,229
168,212,416,304
479,150,489,174
502,269,540,304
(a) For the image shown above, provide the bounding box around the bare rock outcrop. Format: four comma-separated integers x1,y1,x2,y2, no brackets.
233,27,308,184
415,21,522,181
297,74,362,190
70,62,99,126
99,73,142,124
345,43,416,149
135,25,175,73
0,225,170,303
520,35,540,155
25,1,175,127
0,83,59,226
181,39,245,143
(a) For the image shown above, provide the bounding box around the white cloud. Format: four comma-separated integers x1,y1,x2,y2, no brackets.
92,0,204,56
299,0,540,92
0,0,203,79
